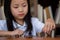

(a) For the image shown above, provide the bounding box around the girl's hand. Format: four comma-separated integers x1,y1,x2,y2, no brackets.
42,18,55,34
11,29,24,36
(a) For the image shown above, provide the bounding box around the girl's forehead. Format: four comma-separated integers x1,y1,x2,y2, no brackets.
11,0,27,4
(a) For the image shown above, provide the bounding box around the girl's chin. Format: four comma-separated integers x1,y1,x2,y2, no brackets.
17,17,24,20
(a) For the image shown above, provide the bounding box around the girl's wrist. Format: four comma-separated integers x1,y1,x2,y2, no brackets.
9,31,14,36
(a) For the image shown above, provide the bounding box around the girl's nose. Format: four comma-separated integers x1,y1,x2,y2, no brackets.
18,7,23,12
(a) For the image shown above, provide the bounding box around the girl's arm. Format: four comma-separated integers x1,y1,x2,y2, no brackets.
0,30,13,36
0,29,24,37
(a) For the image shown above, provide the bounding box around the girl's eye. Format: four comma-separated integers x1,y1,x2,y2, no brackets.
14,6,18,8
23,5,27,7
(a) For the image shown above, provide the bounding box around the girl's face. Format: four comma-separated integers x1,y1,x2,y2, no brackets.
10,0,28,20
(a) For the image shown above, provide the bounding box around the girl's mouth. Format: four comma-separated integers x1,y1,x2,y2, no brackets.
18,14,24,16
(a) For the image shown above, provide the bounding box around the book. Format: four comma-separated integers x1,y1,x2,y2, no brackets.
37,4,43,22
43,6,53,22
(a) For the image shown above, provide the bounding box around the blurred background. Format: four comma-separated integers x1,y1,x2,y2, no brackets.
0,0,60,37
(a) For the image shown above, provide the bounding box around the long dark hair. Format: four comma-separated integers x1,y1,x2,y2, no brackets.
4,0,33,35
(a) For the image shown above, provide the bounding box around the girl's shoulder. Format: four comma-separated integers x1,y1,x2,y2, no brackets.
31,17,40,23
0,20,6,25
0,20,6,22
31,17,38,20
31,17,44,25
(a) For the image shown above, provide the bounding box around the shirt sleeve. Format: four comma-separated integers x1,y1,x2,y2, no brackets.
32,17,45,33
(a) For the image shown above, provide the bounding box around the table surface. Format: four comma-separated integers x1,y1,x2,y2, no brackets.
0,37,60,40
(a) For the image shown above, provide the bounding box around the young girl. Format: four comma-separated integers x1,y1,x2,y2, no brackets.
0,0,55,37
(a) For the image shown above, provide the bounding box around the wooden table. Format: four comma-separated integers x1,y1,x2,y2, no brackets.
0,37,60,40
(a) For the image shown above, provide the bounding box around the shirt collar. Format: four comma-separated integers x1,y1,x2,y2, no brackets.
13,20,27,28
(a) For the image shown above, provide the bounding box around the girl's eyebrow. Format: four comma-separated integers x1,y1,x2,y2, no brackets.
12,3,18,6
13,2,26,6
21,2,27,5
